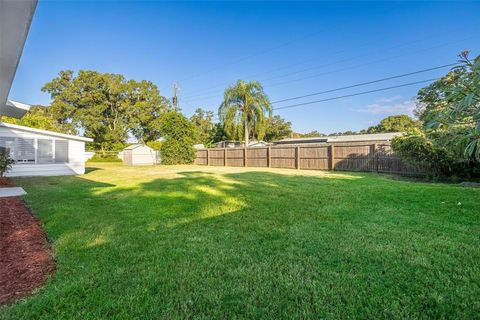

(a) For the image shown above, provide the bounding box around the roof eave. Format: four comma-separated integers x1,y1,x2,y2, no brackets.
0,121,93,142
0,100,31,118
0,0,38,118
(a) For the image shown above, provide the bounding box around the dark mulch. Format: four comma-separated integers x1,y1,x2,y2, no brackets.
0,177,13,187
0,178,55,306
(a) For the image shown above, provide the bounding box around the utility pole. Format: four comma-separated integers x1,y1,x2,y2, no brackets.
173,81,178,111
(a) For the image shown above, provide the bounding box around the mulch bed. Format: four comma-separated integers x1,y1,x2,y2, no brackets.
0,177,55,306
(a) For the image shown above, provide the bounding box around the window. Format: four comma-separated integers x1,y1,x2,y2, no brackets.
55,140,69,163
37,139,53,164
0,137,71,165
16,138,35,164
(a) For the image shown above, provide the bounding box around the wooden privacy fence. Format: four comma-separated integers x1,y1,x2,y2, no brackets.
195,143,426,175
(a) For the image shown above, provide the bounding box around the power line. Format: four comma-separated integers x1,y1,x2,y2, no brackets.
182,32,471,100
272,78,436,111
271,63,456,104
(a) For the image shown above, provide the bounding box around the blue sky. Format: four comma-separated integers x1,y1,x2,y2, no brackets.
10,1,480,134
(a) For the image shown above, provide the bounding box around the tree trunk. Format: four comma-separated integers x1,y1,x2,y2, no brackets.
244,119,249,147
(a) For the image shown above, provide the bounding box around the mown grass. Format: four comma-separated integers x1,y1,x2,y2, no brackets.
2,163,480,319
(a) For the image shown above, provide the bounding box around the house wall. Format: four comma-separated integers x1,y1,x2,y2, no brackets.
0,126,87,177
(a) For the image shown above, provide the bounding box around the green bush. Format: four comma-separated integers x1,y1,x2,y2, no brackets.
88,153,122,163
392,132,480,179
0,149,15,177
391,133,456,178
146,140,162,151
159,112,196,165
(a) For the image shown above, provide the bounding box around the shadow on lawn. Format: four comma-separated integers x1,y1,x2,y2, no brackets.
6,168,480,319
31,170,362,250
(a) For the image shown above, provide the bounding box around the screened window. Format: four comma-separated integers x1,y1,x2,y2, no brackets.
37,139,53,164
55,140,69,163
16,138,35,164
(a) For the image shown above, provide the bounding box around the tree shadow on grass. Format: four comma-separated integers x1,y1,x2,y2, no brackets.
4,169,480,319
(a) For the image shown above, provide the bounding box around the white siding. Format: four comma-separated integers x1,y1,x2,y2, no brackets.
122,145,156,165
0,125,88,177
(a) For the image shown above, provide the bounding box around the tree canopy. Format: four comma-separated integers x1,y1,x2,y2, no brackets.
42,70,170,151
190,108,216,146
366,115,419,133
414,51,480,159
0,105,72,133
264,115,293,142
219,80,272,145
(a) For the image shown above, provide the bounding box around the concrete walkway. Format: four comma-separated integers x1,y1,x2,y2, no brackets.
0,187,27,198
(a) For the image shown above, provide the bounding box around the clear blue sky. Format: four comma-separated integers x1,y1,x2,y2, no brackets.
10,1,480,134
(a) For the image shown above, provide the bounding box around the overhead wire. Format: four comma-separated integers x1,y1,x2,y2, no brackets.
272,78,436,111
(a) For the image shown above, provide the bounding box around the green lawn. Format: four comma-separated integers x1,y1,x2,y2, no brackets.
2,163,480,319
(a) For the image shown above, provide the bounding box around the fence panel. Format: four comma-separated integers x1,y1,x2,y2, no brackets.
247,148,268,167
209,149,225,166
195,149,208,165
226,148,244,167
271,146,296,169
299,145,329,170
195,142,426,175
334,144,374,172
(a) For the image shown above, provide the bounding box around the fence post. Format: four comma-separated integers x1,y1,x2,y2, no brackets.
330,144,335,171
244,147,248,167
296,146,301,169
373,143,379,173
224,148,227,166
206,149,210,166
267,146,271,168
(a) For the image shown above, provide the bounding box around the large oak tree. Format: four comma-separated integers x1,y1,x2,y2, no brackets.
42,70,170,150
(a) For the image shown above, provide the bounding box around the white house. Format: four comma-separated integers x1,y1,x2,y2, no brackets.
0,122,93,177
0,0,94,177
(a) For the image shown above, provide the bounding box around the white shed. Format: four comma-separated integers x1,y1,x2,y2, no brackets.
0,122,93,177
122,144,157,166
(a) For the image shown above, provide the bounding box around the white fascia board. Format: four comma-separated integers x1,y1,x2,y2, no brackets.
0,121,93,142
0,100,31,118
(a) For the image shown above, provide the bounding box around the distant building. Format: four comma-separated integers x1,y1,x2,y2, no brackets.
214,140,270,148
214,140,243,148
274,132,403,145
248,141,269,148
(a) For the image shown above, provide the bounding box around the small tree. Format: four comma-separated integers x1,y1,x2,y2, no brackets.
0,149,15,177
159,112,196,165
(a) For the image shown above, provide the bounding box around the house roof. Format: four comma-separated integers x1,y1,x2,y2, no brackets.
0,0,37,118
0,122,93,142
276,132,403,144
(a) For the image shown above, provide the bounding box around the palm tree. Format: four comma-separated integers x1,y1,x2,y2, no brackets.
219,80,272,146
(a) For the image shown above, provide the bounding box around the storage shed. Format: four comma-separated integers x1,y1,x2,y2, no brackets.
122,144,157,166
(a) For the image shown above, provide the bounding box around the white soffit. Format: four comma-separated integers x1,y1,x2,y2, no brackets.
0,0,38,118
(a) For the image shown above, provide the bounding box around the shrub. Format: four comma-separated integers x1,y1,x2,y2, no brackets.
88,152,122,162
146,140,162,151
391,133,456,178
0,149,15,177
159,112,196,165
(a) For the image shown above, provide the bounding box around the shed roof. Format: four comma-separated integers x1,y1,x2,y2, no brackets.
0,122,93,142
123,144,153,151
